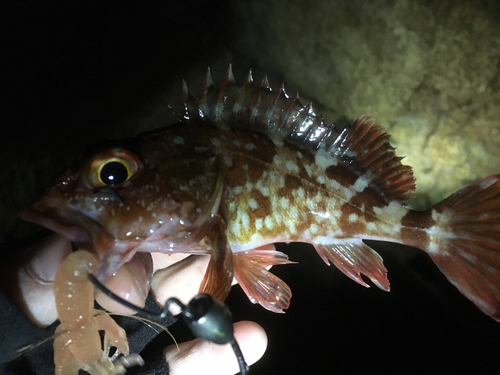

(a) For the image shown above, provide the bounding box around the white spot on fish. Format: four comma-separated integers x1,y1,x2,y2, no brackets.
211,138,221,147
232,220,241,234
310,210,330,220
304,164,312,177
256,180,270,196
273,154,283,166
284,217,296,233
241,212,250,228
255,218,263,230
264,216,274,230
285,160,299,173
315,151,337,170
374,202,407,220
279,197,289,209
248,198,259,210
348,213,358,222
343,187,354,200
353,177,369,192
223,156,233,167
173,136,184,145
245,143,256,151
233,140,241,148
271,138,284,147
297,187,305,198
233,102,242,114
269,172,277,183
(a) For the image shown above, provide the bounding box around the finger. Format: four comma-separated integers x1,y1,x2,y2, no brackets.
95,252,153,315
16,233,72,327
151,255,210,309
151,252,191,274
164,321,267,375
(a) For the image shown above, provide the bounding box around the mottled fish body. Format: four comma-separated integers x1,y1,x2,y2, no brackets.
21,66,500,320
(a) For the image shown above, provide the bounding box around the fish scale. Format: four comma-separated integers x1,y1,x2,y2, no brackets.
20,65,500,319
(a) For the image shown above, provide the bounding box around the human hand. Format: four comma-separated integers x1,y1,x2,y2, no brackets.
10,233,267,374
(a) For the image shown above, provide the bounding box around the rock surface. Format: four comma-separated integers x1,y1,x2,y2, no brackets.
231,0,500,208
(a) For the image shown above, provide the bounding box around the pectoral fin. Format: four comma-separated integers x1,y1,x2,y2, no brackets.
314,240,390,291
198,217,234,301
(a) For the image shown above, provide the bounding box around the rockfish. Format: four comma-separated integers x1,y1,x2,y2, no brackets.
20,66,500,320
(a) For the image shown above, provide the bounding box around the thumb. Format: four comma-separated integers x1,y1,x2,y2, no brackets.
15,233,72,327
164,321,267,375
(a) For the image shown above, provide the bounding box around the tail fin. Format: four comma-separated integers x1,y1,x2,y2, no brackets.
424,175,500,321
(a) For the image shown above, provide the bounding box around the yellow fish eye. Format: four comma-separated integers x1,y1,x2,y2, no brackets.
85,149,141,188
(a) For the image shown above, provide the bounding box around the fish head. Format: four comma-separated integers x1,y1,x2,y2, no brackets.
20,142,218,279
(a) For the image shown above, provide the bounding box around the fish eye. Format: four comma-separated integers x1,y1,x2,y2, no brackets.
85,149,141,188
99,160,130,186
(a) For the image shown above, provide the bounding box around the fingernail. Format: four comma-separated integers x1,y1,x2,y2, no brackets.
26,233,72,283
124,254,151,300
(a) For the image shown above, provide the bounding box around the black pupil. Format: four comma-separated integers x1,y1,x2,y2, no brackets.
100,161,128,186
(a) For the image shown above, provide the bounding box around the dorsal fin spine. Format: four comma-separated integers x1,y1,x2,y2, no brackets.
265,84,284,125
182,80,199,120
280,93,300,133
260,75,270,89
181,66,416,201
216,65,234,122
199,67,215,118
251,88,263,123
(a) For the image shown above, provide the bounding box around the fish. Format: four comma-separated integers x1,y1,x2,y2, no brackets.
20,65,500,320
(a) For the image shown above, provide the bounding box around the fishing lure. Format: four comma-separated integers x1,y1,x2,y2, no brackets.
52,249,143,374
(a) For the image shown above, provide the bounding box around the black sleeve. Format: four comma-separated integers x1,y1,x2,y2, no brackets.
0,292,175,375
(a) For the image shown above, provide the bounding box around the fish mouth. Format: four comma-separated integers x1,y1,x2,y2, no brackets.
19,206,94,244
19,203,139,281
19,203,116,263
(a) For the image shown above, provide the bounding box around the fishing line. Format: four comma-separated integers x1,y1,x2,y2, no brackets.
88,273,249,375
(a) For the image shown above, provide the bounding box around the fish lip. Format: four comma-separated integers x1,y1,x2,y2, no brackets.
19,204,134,281
19,207,94,243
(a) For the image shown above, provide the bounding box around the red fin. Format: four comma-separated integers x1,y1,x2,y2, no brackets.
314,241,390,291
198,220,234,302
233,249,294,313
329,116,416,201
425,175,500,321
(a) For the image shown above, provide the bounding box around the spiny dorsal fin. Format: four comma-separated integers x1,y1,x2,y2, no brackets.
180,66,415,201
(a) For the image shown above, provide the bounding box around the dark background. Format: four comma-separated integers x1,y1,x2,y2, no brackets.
1,2,499,374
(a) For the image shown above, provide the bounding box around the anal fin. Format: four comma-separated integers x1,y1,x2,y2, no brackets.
233,247,294,313
314,240,390,291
